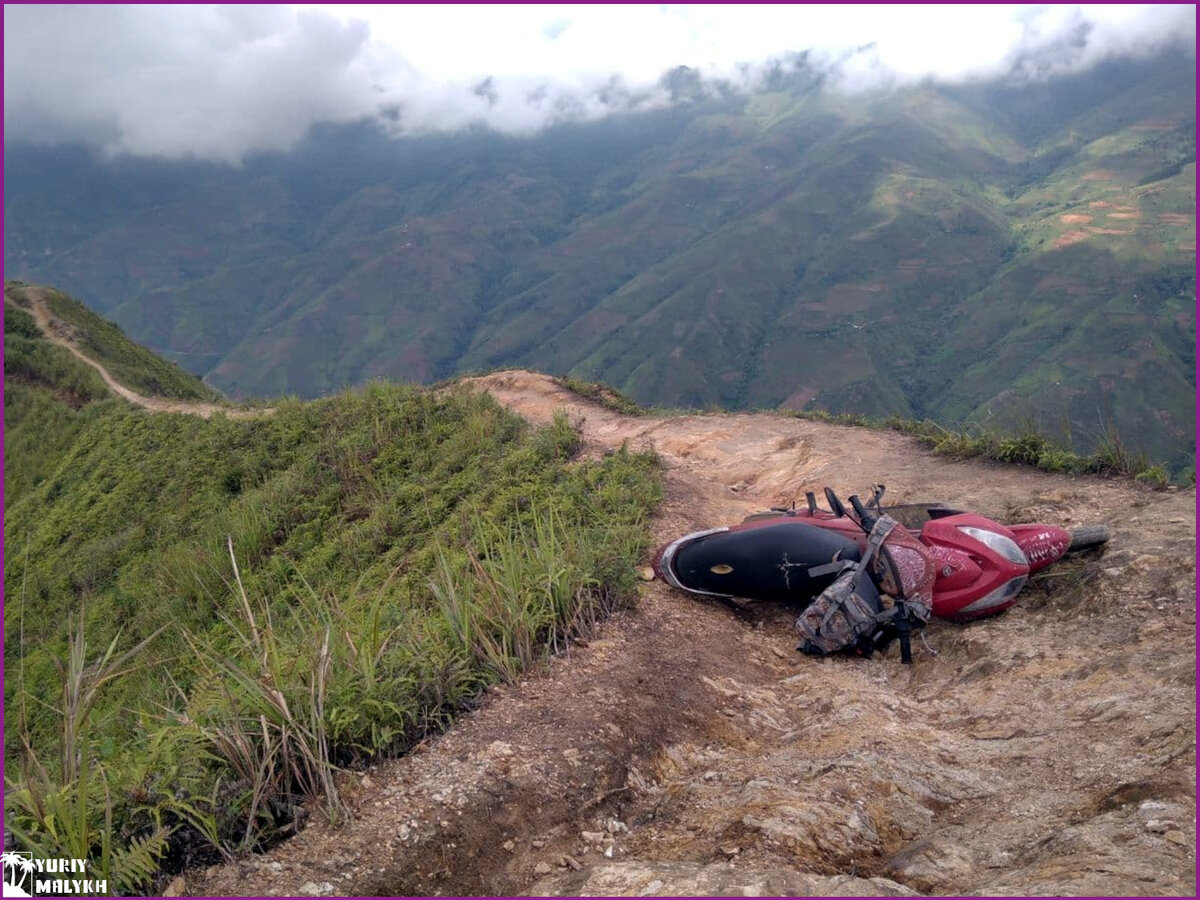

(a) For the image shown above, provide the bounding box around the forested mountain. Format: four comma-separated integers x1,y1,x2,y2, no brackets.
5,53,1194,469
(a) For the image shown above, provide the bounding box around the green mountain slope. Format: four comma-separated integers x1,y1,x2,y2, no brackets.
5,55,1194,469
6,281,221,401
3,294,660,886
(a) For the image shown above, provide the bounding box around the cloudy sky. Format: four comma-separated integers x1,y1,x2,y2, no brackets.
4,4,1194,163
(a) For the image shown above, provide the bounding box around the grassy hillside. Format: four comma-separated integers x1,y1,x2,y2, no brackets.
3,305,661,891
6,281,221,401
4,55,1194,471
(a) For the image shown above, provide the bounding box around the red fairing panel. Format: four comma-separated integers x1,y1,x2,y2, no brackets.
920,514,1030,620
1008,523,1071,573
926,543,983,591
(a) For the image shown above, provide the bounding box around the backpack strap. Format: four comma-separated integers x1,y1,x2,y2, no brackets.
853,515,897,589
809,516,900,633
806,517,896,584
806,558,857,578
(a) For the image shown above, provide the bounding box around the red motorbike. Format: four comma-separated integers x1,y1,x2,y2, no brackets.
653,485,1109,622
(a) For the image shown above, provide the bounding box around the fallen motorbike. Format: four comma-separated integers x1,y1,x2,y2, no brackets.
652,484,1109,661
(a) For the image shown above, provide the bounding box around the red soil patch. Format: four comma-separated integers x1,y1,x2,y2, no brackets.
781,386,818,409
1130,119,1181,131
826,283,884,312
397,343,433,382
1033,275,1090,297
1085,227,1134,235
1106,213,1141,220
1081,170,1116,181
1059,214,1093,224
1052,231,1090,250
1158,214,1193,226
580,309,631,333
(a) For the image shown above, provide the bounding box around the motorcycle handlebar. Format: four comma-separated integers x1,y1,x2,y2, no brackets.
823,487,846,518
848,494,877,532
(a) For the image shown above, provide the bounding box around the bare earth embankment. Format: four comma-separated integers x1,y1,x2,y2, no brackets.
185,370,1195,898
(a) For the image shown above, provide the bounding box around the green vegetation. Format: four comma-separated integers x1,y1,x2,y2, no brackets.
4,316,661,889
882,417,1178,485
558,376,647,416
781,408,870,428
12,283,220,401
5,310,117,499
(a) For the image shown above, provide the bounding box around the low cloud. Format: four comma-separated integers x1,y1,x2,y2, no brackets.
3,4,1194,164
4,5,378,163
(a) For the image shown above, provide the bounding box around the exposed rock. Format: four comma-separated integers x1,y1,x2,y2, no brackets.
297,881,335,896
532,861,919,896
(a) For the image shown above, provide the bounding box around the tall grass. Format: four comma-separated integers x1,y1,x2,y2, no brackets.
6,381,661,879
558,376,648,416
881,416,1176,485
4,614,184,895
432,507,618,684
181,538,340,848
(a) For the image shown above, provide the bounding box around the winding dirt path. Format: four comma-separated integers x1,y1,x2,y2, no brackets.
5,285,267,418
190,370,1195,898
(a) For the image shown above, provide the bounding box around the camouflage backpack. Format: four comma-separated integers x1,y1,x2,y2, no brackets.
795,514,919,662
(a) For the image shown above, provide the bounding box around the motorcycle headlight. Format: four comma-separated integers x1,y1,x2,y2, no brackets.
957,574,1028,614
956,526,1028,565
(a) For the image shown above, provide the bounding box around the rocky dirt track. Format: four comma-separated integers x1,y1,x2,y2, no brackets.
185,370,1195,898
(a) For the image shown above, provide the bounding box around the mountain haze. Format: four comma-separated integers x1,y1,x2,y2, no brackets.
5,54,1195,470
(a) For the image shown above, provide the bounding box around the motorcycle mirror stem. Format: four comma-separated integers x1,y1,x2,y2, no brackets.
823,487,846,518
848,494,877,532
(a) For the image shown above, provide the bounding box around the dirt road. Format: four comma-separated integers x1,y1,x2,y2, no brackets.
5,286,265,419
191,370,1196,898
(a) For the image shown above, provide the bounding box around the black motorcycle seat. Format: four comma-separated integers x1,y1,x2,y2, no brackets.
673,521,862,604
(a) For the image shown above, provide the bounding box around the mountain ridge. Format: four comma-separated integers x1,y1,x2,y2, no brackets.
4,53,1194,470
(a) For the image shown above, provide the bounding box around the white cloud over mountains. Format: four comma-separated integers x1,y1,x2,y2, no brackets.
4,4,1194,163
